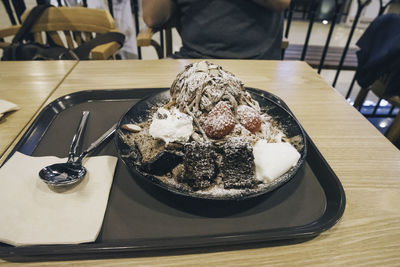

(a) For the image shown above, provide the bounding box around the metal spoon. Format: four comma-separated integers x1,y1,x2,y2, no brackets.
38,111,90,186
67,111,90,163
39,123,117,187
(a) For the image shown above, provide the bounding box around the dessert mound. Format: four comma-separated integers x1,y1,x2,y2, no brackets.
119,61,303,197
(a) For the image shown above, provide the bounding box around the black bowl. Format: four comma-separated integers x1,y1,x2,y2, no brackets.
115,88,307,201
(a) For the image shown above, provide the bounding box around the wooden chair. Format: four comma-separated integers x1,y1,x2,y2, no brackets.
137,26,173,59
0,7,123,60
0,25,19,49
354,70,400,144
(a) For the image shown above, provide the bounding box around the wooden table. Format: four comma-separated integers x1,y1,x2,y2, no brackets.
0,61,77,165
1,60,400,266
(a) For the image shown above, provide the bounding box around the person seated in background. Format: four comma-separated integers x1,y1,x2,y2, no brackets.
142,0,290,60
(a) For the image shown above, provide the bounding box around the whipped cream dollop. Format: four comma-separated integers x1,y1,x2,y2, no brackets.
149,107,193,144
253,140,301,183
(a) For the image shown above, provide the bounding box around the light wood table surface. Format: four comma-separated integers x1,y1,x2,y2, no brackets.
1,60,400,266
0,61,77,165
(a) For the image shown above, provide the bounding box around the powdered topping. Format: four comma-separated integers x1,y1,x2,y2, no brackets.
170,61,260,140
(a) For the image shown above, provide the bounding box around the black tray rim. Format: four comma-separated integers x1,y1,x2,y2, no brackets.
0,88,346,257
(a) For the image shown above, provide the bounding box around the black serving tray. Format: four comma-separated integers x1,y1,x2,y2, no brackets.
0,88,345,257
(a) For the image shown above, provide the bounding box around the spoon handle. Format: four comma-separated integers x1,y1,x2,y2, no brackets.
76,123,117,162
67,111,90,163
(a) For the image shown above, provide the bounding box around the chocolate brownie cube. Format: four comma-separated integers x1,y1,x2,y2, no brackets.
221,138,257,189
182,141,217,190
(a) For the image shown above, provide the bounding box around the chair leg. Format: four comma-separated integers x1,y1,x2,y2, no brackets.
386,112,400,144
165,28,173,57
354,87,370,110
150,40,163,59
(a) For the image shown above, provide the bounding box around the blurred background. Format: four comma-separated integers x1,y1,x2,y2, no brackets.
1,0,400,146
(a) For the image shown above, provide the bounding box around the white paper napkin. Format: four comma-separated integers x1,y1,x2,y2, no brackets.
0,99,19,119
0,152,117,247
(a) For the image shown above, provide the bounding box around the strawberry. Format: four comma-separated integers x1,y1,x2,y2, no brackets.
203,101,235,139
237,105,261,133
